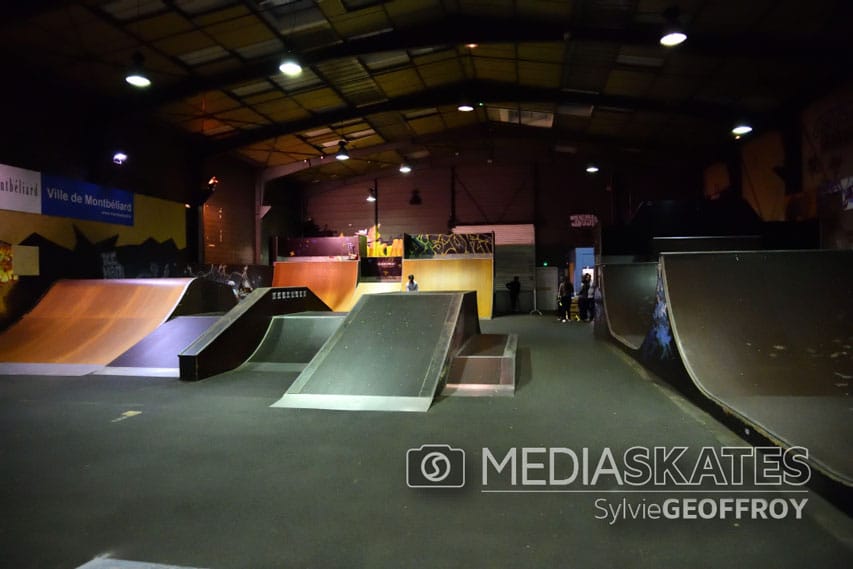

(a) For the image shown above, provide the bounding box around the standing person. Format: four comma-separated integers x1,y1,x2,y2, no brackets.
506,276,521,313
558,276,573,322
406,274,419,292
578,273,595,322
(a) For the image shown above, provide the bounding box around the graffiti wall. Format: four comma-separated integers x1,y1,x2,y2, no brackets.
404,233,494,258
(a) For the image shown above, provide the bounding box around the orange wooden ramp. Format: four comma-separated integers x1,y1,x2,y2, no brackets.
0,278,196,368
272,260,359,312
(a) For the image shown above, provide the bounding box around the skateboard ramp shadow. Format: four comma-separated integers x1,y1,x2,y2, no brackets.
271,291,480,412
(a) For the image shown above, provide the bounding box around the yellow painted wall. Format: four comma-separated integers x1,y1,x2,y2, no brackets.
402,258,494,318
0,194,186,249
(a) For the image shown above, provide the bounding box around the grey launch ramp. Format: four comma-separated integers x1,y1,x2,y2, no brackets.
599,262,658,350
240,312,346,373
272,291,480,412
661,250,853,486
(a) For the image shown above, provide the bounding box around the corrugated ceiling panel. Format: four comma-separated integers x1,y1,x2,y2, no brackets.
384,0,444,26
459,0,515,18
155,30,214,55
470,44,516,59
518,62,561,88
518,43,565,63
204,17,276,50
133,12,194,41
416,61,465,87
374,68,424,97
473,58,517,81
330,5,390,38
214,107,269,128
407,115,446,135
191,4,250,26
243,91,286,106
254,98,312,122
603,69,655,96
292,88,347,112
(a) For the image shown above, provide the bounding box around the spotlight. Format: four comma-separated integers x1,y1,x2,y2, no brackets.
279,58,302,77
660,6,687,47
112,151,128,165
586,164,600,174
732,124,753,138
399,163,412,174
125,52,151,88
458,103,475,112
366,188,377,202
207,176,219,190
336,141,350,161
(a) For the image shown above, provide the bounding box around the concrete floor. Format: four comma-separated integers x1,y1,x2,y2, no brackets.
1,315,851,569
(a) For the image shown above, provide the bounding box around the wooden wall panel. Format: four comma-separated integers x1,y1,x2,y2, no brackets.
402,258,493,318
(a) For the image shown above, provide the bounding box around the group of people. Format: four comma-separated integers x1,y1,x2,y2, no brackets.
411,272,595,323
557,273,595,322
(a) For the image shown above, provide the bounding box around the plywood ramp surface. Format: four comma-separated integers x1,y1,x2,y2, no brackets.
402,258,493,318
0,278,194,365
662,250,853,485
272,260,358,312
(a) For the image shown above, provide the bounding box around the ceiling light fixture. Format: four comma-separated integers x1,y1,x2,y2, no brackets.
366,188,377,202
660,6,687,47
586,164,600,174
125,52,151,88
465,43,478,49
279,58,302,77
399,163,412,174
112,151,128,165
458,102,475,112
731,124,753,138
335,141,350,161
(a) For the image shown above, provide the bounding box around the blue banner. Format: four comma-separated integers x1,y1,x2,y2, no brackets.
41,175,134,226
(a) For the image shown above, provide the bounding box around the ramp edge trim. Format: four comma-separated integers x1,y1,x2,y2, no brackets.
270,393,431,413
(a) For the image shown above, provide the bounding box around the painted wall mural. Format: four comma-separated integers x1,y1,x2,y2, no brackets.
404,233,494,258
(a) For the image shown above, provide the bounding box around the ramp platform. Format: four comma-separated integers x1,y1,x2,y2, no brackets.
661,250,853,486
599,263,658,350
272,291,480,412
442,334,517,397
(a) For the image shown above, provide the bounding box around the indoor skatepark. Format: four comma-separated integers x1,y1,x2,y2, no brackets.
1,1,852,567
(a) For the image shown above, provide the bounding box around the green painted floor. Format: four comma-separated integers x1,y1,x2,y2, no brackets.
1,315,851,569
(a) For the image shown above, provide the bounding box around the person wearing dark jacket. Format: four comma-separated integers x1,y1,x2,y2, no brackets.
557,277,573,322
506,276,521,312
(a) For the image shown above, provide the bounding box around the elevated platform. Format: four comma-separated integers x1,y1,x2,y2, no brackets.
271,291,480,412
442,333,517,397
